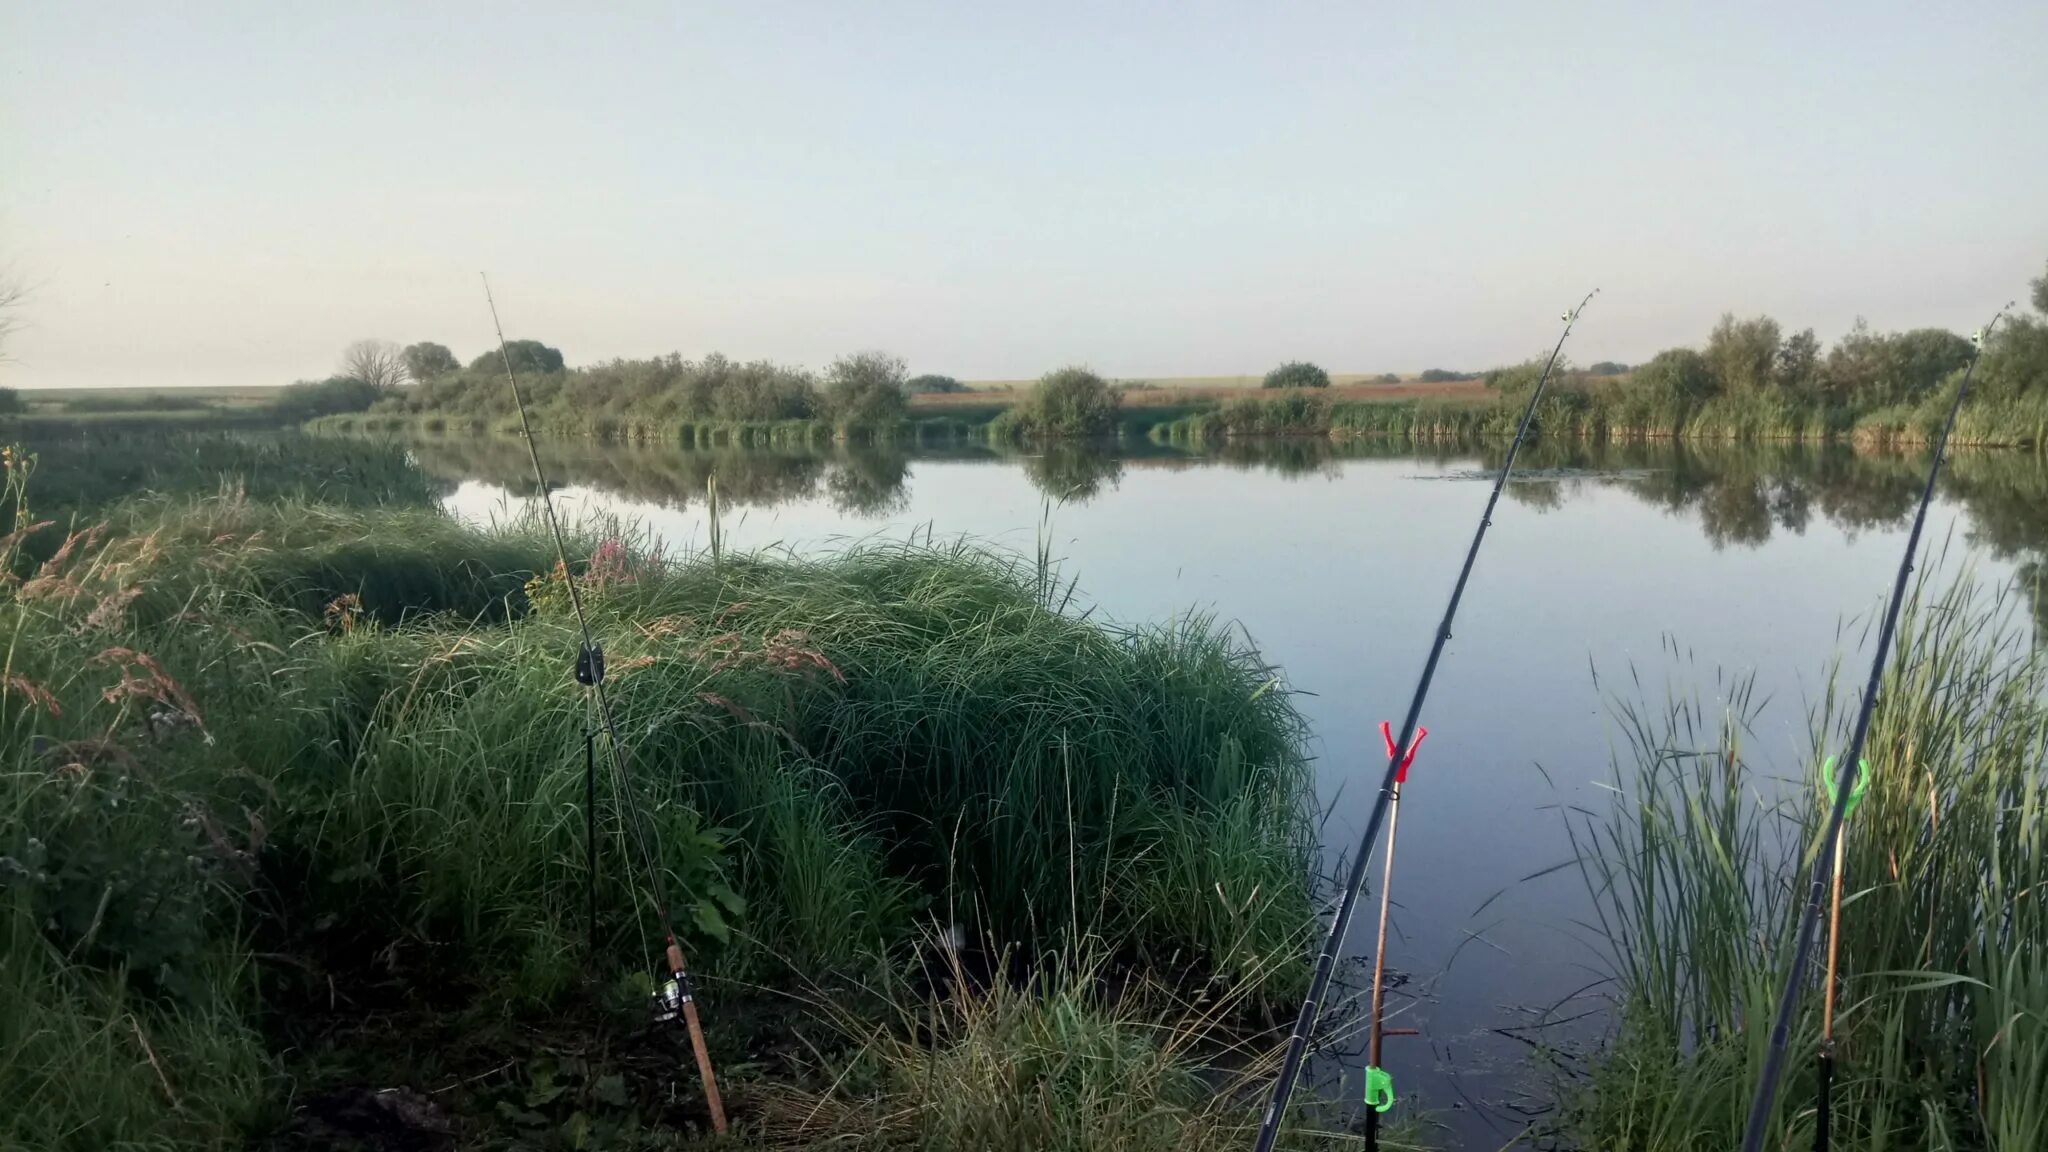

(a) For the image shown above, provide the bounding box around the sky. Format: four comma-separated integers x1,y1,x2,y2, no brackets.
4,1,2046,390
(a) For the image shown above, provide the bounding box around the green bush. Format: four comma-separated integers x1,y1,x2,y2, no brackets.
401,341,460,381
268,376,381,420
995,367,1121,440
821,351,909,435
1260,361,1330,389
907,373,966,393
467,339,564,376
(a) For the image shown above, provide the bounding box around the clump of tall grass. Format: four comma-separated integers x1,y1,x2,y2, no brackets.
1,484,1319,1147
1560,575,2048,1150
753,944,1391,1152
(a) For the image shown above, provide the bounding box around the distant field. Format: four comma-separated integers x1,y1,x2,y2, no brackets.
916,376,1494,410
2,385,291,428
14,385,286,417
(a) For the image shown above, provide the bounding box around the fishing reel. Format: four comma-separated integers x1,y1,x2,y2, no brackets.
651,969,690,1024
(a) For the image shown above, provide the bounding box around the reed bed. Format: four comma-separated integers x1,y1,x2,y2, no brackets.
1149,389,2048,450
1561,575,2048,1150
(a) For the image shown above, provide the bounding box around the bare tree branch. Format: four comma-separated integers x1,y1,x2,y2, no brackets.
0,274,25,362
339,339,408,390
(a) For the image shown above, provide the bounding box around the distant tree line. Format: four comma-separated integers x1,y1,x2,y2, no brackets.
288,255,2048,442
349,339,927,437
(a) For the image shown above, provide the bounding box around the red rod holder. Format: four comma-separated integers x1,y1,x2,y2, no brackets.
1379,721,1429,784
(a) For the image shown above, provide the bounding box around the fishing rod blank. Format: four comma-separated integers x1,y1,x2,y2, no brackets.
1251,291,1598,1152
1737,306,2011,1152
485,275,729,1135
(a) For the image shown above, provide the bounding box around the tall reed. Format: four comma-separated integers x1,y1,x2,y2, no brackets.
1563,575,2048,1150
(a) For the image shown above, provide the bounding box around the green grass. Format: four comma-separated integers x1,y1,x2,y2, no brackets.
755,945,1409,1151
0,470,1325,1148
1558,574,2048,1150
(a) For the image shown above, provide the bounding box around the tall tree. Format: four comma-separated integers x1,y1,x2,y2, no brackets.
822,350,909,432
401,341,459,382
1704,313,1783,394
1775,328,1822,392
340,339,408,390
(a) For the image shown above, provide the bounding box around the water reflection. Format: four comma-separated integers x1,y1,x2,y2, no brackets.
405,433,2048,635
19,425,2047,635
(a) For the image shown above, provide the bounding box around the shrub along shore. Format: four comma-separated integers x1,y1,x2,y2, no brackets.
0,463,1369,1149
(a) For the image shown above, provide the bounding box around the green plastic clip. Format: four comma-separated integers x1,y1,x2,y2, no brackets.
1818,755,1871,818
1364,1066,1395,1113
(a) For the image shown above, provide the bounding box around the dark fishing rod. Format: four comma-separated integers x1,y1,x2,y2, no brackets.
1738,305,2012,1152
1251,291,1597,1152
484,275,729,1135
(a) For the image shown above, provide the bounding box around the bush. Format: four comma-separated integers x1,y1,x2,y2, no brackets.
1587,361,1630,376
401,341,460,381
1979,316,2048,403
1483,358,1559,393
0,387,21,416
907,374,966,393
1261,362,1329,390
821,351,909,434
269,376,382,420
1634,348,1717,404
468,339,564,376
1376,373,1400,384
1418,368,1473,383
997,367,1120,439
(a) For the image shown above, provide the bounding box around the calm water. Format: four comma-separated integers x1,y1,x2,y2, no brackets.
39,428,2048,1146
424,435,2048,1145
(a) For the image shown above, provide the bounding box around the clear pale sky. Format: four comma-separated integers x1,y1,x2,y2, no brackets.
4,1,2045,390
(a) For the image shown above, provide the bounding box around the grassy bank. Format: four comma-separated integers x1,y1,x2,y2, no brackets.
0,462,1348,1149
1559,575,2048,1150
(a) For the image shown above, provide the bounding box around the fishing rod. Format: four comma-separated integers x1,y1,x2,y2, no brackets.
484,275,729,1136
1251,290,1598,1152
1362,722,1426,1152
1737,304,2012,1152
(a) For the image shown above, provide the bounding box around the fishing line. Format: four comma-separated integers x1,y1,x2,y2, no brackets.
1738,304,2012,1152
1251,290,1598,1152
484,275,729,1135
